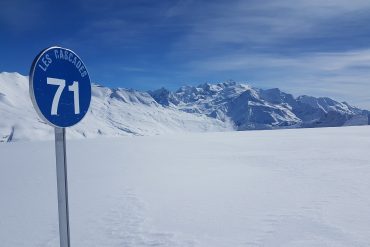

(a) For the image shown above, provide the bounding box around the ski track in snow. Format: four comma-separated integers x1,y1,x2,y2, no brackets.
93,190,195,247
38,189,196,247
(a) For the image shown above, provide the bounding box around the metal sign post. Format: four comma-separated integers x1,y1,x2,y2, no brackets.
55,127,71,247
29,46,91,247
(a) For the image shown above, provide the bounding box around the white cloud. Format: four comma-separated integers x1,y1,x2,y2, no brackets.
190,49,370,72
186,49,370,109
165,1,370,108
169,0,370,50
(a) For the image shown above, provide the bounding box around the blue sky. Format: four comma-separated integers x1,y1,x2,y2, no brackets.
2,0,370,108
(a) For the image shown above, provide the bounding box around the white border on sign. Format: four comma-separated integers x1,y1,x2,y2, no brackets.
29,46,92,128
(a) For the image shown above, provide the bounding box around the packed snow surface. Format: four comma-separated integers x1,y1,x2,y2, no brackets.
1,126,370,246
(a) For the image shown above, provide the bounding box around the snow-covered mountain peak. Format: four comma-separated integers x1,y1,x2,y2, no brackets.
0,72,369,142
149,81,369,130
0,73,232,142
296,95,356,115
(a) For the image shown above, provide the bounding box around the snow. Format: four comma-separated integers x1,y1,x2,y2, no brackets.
0,72,232,142
1,126,370,246
1,72,369,142
151,81,369,130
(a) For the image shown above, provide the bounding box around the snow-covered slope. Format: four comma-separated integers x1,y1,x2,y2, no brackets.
0,72,232,142
2,126,370,246
1,72,369,142
150,82,370,130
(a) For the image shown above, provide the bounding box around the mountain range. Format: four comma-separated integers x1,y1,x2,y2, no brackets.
0,72,368,142
149,81,370,130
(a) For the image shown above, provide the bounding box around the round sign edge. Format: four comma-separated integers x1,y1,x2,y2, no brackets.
29,46,92,128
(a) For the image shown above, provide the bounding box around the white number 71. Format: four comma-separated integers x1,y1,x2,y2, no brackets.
47,77,80,115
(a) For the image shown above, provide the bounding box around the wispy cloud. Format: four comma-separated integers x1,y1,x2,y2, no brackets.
162,0,370,108
0,0,46,32
170,0,370,50
1,0,370,108
186,49,370,108
190,49,370,72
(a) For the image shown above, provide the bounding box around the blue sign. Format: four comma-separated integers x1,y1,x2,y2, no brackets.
29,47,91,128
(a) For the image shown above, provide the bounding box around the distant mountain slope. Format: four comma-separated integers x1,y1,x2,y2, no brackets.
150,81,370,130
0,72,368,142
0,72,231,142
